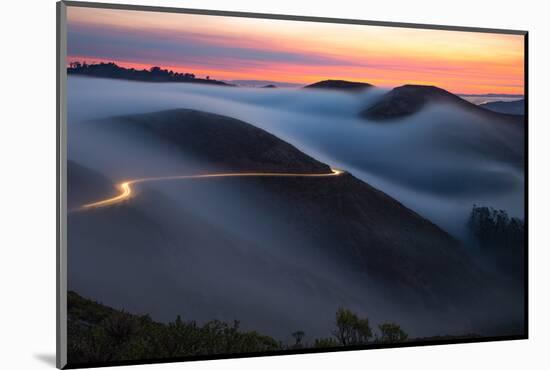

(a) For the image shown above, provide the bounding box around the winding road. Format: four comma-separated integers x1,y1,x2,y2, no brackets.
80,167,344,210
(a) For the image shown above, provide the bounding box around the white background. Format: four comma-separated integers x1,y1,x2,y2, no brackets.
1,0,548,368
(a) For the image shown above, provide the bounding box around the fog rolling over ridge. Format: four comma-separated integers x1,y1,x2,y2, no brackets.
67,77,524,341
69,76,524,240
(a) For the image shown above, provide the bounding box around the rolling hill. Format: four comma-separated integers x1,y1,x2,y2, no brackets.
361,84,523,121
68,108,522,342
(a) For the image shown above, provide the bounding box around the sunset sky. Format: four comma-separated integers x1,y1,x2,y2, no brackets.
67,6,525,94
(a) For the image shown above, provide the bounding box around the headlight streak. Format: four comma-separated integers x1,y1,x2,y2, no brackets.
79,167,345,210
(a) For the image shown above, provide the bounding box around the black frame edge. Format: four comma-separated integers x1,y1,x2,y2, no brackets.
523,31,529,339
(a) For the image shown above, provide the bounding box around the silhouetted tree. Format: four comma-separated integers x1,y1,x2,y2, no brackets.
67,291,280,364
313,337,339,348
68,291,414,365
469,205,524,248
377,322,408,343
468,205,524,277
291,330,305,348
67,62,229,85
332,308,372,346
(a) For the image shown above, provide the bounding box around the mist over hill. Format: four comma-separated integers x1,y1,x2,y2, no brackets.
101,109,329,174
68,76,524,242
66,74,525,347
67,160,116,211
361,84,523,121
69,104,523,341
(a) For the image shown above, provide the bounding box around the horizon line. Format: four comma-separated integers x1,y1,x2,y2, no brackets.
66,58,523,96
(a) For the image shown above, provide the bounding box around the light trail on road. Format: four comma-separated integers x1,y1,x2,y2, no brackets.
80,167,345,210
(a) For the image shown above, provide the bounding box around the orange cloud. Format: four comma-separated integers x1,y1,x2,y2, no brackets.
67,6,525,94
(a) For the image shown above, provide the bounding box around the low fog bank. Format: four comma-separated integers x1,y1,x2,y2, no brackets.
67,77,525,340
461,95,524,105
68,77,524,241
68,169,523,341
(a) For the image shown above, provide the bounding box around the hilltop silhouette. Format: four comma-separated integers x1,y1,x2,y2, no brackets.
67,61,232,86
304,79,374,91
361,84,523,121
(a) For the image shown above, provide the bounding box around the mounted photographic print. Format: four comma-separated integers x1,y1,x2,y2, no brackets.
56,1,528,368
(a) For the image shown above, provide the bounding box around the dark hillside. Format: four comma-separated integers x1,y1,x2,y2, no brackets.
98,109,331,174
91,109,484,301
362,84,523,122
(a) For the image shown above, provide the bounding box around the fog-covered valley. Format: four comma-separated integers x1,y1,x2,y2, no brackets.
68,77,524,240
67,76,525,342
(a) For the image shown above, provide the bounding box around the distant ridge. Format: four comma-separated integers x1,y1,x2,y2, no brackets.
228,79,301,88
361,84,522,121
459,93,524,98
479,99,525,115
67,61,232,86
304,79,374,91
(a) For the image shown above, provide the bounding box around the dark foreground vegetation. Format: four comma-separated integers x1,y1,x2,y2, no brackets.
67,291,409,365
468,205,525,277
67,61,231,85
